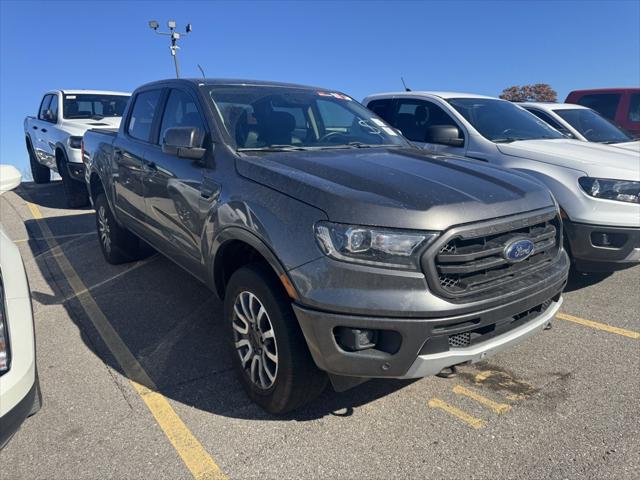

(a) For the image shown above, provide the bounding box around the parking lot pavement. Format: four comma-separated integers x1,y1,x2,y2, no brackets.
1,181,638,480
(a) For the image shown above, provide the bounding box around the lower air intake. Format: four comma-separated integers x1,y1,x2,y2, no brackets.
448,332,471,348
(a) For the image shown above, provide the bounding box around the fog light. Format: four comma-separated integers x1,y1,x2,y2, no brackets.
591,232,626,248
335,327,378,352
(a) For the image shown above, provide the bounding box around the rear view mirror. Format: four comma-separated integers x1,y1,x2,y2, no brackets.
425,125,464,147
0,164,22,195
162,127,206,160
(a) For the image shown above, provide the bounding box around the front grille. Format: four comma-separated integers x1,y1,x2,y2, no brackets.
424,209,562,301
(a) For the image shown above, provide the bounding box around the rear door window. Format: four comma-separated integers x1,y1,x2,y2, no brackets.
127,89,163,143
576,94,621,121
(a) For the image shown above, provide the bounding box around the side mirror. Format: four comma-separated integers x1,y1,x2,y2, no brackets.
44,109,55,122
161,127,206,160
0,164,22,195
425,125,464,147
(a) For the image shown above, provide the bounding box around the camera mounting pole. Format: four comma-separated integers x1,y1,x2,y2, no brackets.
148,20,192,78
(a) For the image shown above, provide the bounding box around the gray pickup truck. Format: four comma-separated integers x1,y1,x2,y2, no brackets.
83,79,569,413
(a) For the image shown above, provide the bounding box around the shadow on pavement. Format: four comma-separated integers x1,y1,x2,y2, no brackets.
19,181,93,212
17,185,413,422
564,269,612,293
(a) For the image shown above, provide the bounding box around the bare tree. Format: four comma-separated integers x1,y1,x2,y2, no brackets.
500,84,557,102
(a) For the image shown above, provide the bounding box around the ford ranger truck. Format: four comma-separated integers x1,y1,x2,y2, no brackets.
364,91,640,272
24,90,130,207
83,79,569,414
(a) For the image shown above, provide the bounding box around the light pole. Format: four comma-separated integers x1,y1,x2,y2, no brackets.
148,20,192,78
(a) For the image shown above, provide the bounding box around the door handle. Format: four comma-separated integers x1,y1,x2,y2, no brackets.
41,128,47,133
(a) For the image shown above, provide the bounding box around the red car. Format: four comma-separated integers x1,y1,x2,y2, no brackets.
565,88,640,138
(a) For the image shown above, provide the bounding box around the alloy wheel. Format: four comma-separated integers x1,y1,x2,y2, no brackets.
98,205,111,254
232,291,279,389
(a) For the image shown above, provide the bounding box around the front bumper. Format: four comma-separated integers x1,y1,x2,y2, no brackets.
0,378,38,449
564,220,640,271
293,272,566,379
66,161,85,182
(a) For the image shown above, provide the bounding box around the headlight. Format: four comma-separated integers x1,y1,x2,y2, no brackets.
69,136,83,149
579,177,640,204
314,221,438,269
0,281,9,375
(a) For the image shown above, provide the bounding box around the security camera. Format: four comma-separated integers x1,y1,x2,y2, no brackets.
167,20,176,29
186,23,192,33
148,20,159,30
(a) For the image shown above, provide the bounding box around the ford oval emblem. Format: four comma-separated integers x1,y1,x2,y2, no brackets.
503,238,535,263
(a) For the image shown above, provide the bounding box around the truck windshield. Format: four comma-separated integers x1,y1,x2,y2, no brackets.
553,108,632,144
207,85,409,150
63,94,129,120
448,98,563,143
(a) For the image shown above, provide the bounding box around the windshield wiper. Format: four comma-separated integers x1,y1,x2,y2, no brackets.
319,142,401,150
237,145,310,152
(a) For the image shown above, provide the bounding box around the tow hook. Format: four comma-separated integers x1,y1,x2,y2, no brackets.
437,365,458,379
544,322,552,331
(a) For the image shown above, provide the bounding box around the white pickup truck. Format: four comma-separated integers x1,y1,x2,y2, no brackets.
24,90,130,207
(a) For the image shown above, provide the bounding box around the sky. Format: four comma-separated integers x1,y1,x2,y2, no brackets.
1,0,639,177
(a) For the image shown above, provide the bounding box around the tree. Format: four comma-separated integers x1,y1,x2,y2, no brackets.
499,84,557,102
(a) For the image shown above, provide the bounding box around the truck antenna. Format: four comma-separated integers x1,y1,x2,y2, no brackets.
401,77,411,92
197,64,206,79
148,20,193,78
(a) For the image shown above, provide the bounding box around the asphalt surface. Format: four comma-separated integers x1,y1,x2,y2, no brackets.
1,181,638,479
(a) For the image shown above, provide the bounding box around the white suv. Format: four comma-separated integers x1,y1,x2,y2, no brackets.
363,91,640,272
24,90,130,207
521,102,640,152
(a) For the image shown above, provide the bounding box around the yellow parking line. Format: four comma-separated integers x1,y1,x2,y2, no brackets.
556,313,639,339
428,398,486,429
13,231,96,244
452,385,511,414
26,201,226,480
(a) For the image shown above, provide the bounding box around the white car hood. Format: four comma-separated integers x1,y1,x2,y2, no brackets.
60,117,122,136
497,138,640,181
612,140,640,153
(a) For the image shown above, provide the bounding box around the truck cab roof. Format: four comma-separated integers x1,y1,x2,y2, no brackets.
135,78,327,91
52,89,131,96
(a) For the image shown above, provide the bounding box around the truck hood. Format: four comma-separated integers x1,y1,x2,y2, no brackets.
612,140,640,153
60,117,122,136
497,138,640,181
236,147,555,231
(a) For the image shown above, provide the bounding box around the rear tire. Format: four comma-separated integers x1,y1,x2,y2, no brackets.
225,263,327,414
58,151,89,208
27,140,50,184
94,193,144,264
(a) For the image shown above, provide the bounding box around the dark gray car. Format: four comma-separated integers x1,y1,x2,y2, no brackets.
83,79,569,413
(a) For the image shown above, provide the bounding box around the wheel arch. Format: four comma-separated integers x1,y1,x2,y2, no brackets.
54,143,68,172
211,227,297,301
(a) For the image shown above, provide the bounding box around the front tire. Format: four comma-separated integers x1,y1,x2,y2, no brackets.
225,263,327,414
58,151,89,208
94,193,144,264
27,140,50,184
